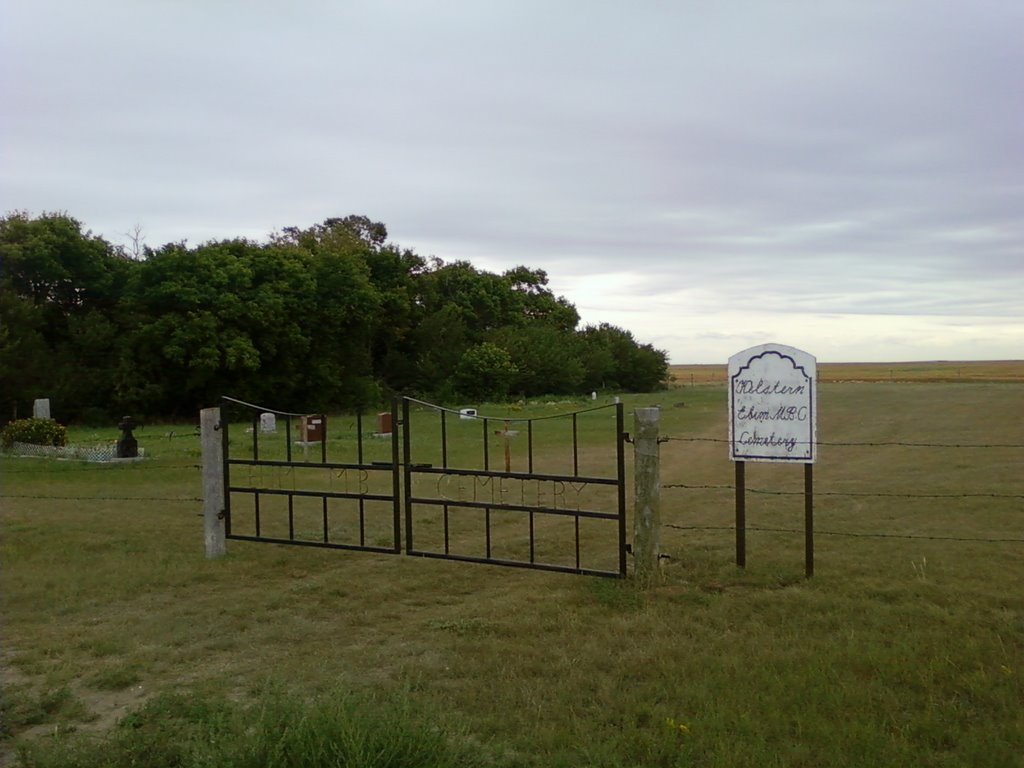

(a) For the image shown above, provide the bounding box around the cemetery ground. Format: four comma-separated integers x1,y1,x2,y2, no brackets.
1,362,1022,767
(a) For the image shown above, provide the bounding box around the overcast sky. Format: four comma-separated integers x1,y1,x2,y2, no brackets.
3,1,1022,363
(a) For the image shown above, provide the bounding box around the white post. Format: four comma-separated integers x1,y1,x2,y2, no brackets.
201,407,226,558
633,407,661,584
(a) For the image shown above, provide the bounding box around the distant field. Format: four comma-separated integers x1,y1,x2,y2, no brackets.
670,359,1024,385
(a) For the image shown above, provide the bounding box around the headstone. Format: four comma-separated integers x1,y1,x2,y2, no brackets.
299,415,325,442
33,399,51,419
591,391,597,400
377,412,393,435
116,416,139,459
727,343,817,463
260,413,277,433
459,408,477,420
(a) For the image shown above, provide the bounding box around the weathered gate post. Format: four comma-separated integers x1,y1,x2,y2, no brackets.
201,407,226,558
633,407,661,585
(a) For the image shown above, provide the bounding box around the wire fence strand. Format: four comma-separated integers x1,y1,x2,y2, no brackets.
663,483,1024,500
664,523,1024,544
1,494,202,502
662,436,1024,449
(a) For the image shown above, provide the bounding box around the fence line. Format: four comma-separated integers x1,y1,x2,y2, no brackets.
664,483,1024,500
1,463,200,473
659,431,1022,556
664,523,1024,544
0,493,202,502
663,437,1024,449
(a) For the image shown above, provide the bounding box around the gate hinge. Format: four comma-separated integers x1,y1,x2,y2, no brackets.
622,432,633,444
217,509,226,520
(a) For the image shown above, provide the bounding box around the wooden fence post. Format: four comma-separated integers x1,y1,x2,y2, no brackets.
201,407,226,558
633,407,661,584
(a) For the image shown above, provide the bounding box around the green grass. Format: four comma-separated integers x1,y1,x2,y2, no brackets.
12,687,488,768
2,381,1023,766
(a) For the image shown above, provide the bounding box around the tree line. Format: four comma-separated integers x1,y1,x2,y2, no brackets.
0,212,668,422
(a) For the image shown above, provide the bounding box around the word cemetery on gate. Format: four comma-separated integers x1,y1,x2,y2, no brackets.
433,473,590,512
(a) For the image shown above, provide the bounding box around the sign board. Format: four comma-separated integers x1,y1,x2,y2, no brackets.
728,343,816,463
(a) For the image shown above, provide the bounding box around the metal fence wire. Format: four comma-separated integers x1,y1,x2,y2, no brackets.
658,436,1024,544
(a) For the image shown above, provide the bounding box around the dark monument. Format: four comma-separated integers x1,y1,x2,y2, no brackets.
117,416,138,458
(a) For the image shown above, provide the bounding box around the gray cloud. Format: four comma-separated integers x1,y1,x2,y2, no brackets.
2,0,1021,362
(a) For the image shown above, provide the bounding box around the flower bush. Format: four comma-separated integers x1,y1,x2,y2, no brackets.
1,418,68,448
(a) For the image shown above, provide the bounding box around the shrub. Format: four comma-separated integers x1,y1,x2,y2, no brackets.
1,418,68,449
454,343,519,402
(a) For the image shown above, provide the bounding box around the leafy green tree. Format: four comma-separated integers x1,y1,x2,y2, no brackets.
453,342,519,402
363,246,427,394
411,304,469,398
502,265,580,331
273,216,393,410
117,241,262,415
0,211,134,420
491,325,585,397
2,211,670,420
416,261,517,335
303,239,382,411
0,292,49,419
118,239,331,416
230,243,319,408
0,211,128,317
578,323,669,392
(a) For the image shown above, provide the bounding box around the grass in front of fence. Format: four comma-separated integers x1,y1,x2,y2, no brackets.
2,382,1023,767
11,686,487,768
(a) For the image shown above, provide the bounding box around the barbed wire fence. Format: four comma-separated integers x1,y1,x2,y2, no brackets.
3,432,1022,549
658,436,1024,546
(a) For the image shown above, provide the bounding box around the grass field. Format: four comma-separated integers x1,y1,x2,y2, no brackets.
670,359,1024,386
2,363,1023,767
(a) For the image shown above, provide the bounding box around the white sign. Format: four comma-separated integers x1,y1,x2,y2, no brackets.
728,343,816,463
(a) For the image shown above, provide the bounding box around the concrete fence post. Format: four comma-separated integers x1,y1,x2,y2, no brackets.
633,407,661,585
201,407,226,558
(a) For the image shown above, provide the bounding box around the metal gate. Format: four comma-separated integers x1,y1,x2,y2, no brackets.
401,398,626,577
220,396,627,577
221,397,402,554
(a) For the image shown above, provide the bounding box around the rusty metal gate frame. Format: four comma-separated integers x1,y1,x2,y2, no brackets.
221,397,402,554
220,396,627,578
401,397,627,578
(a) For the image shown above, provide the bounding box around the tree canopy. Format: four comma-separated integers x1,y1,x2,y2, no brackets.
0,212,669,421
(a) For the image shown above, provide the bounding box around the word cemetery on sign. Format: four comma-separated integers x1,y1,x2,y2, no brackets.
728,343,817,463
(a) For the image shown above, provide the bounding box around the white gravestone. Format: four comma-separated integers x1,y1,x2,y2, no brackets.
33,399,51,419
728,343,816,463
259,413,277,433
